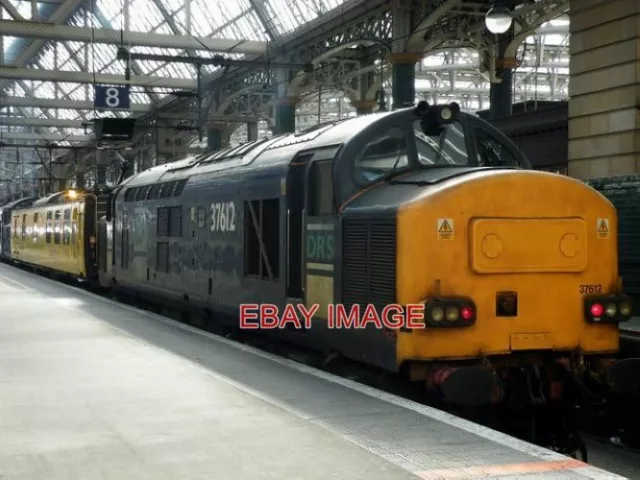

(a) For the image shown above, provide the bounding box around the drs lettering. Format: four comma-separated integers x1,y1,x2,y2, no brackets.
210,202,236,232
306,231,334,262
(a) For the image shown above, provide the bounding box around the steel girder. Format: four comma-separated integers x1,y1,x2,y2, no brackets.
0,19,268,55
1,0,572,176
207,1,570,147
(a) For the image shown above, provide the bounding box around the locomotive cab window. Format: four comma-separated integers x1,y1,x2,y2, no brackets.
354,127,408,184
308,160,334,216
475,129,520,167
413,120,469,166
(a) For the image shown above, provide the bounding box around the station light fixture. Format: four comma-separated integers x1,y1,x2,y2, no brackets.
485,1,513,34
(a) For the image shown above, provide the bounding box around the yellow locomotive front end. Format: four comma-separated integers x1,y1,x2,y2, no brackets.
395,168,633,404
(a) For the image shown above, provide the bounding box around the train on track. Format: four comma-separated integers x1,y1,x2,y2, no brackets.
1,101,638,414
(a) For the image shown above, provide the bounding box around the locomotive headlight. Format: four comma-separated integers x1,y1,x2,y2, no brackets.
445,307,460,322
604,303,617,317
440,107,452,121
431,307,444,322
619,302,632,316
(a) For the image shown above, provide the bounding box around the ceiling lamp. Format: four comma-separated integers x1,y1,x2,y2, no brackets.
485,1,513,34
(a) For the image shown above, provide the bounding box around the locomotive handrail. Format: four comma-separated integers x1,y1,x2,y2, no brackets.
301,208,306,294
286,208,290,289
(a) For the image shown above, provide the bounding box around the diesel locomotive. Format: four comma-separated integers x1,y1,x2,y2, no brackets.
4,102,638,408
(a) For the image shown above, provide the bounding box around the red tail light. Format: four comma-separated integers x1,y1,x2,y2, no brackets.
590,303,603,317
461,307,474,321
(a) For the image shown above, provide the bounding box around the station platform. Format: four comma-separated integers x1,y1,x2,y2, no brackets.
0,263,624,480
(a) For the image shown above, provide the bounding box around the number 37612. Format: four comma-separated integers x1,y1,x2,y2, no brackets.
210,202,236,232
579,284,602,294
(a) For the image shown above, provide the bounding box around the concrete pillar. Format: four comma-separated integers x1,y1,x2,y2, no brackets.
568,0,640,178
390,53,421,109
207,123,229,151
390,3,419,109
352,100,377,115
207,128,222,151
97,165,107,185
75,172,85,189
247,121,258,142
275,97,298,134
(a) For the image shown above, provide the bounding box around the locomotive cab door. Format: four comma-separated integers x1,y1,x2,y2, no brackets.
286,149,338,323
285,153,312,302
301,153,338,322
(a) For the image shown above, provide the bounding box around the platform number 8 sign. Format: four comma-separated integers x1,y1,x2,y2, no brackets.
105,88,121,108
94,85,130,110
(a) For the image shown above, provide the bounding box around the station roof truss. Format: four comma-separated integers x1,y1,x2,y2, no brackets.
0,0,570,196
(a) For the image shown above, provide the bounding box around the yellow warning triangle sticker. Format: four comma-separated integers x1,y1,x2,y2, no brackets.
439,220,453,233
598,220,608,233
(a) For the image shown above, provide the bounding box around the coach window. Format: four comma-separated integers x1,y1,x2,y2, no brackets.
354,127,408,184
45,211,52,244
475,129,520,167
33,213,38,242
71,208,78,245
21,214,26,240
13,216,18,238
308,160,334,216
54,210,61,244
63,209,71,245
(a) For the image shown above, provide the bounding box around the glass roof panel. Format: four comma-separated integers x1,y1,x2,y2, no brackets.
260,0,349,36
1,2,571,158
127,0,165,32
2,36,18,57
131,92,152,104
65,41,86,57
33,82,56,99
56,44,71,66
37,45,55,70
14,1,32,19
57,109,83,120
98,0,121,24
61,128,88,136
